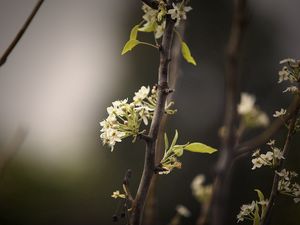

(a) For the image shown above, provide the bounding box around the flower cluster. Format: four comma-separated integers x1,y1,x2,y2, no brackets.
238,92,269,128
100,85,175,151
237,190,268,223
251,140,284,170
191,174,213,204
140,1,192,39
276,169,300,203
278,58,300,93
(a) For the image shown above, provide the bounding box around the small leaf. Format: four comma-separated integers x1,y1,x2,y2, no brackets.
255,189,267,219
184,143,217,154
253,203,260,225
130,25,140,40
181,41,197,66
254,189,265,202
121,39,140,55
170,130,179,149
173,145,184,157
164,133,169,151
138,22,156,32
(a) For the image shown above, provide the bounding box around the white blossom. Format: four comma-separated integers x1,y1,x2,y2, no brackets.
273,147,285,160
167,3,192,26
133,86,150,105
238,93,256,115
278,66,290,83
155,20,166,39
277,169,300,203
283,86,298,93
237,201,255,222
267,139,275,146
251,157,265,170
111,190,125,199
176,205,191,217
191,174,213,203
273,108,286,118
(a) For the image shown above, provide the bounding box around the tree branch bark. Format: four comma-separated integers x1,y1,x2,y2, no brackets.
211,1,247,225
0,0,44,67
130,16,175,225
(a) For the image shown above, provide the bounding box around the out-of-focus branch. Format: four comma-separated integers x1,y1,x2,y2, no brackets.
130,16,175,225
235,95,300,157
211,1,247,225
261,102,300,225
0,0,44,67
0,127,28,179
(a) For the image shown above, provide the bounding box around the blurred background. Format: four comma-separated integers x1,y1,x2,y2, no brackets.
0,0,300,224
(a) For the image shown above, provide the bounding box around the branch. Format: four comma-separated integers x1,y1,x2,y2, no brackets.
130,16,175,225
235,95,300,157
0,0,44,67
143,22,185,225
261,102,300,225
211,1,247,225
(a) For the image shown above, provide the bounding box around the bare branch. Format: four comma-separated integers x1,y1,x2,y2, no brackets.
0,0,44,67
211,1,247,225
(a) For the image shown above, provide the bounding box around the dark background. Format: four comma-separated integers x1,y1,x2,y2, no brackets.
0,0,299,225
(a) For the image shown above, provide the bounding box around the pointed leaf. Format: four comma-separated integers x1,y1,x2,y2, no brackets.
173,145,184,157
181,41,197,66
255,189,265,202
170,130,179,149
121,39,140,55
164,133,169,152
130,24,140,40
255,189,267,219
253,203,260,225
184,143,217,154
138,22,156,32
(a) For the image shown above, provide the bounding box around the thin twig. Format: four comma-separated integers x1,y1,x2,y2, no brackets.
261,104,300,225
130,16,175,225
211,1,247,225
0,0,44,67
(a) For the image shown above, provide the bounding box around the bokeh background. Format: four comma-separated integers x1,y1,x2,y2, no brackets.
0,0,300,225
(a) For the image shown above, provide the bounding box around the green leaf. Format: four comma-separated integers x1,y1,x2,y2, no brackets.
255,189,267,219
181,41,197,66
138,22,156,32
254,189,265,202
170,130,179,149
253,203,260,225
121,39,140,55
130,25,140,40
164,133,169,152
173,145,184,157
184,143,217,154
